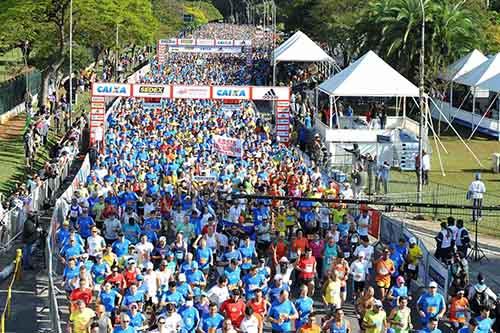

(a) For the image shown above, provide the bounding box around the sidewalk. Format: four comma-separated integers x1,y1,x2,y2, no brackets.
386,212,500,293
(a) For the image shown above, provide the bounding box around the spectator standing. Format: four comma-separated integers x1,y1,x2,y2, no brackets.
376,161,390,195
467,173,486,222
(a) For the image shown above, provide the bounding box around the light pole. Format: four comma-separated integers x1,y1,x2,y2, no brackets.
69,0,73,124
417,0,425,201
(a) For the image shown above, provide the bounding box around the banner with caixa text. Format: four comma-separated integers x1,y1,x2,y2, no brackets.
214,135,243,158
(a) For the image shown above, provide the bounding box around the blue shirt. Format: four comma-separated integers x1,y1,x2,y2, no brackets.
127,311,145,329
122,223,142,244
77,216,94,238
195,247,212,269
417,292,446,323
269,299,297,332
295,296,314,328
224,266,241,286
99,289,120,312
476,316,493,333
186,269,205,286
112,238,131,257
201,313,224,332
179,306,200,332
162,290,185,307
113,326,136,333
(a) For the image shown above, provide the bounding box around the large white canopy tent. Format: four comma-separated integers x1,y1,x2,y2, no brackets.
450,53,500,139
271,30,336,86
439,49,488,82
317,50,483,170
317,50,419,129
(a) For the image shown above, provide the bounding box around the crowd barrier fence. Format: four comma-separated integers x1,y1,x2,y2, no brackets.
0,249,23,333
374,214,450,297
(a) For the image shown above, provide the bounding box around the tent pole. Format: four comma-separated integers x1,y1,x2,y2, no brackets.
410,97,448,154
329,95,333,128
427,108,446,176
396,96,399,117
315,87,319,117
333,96,340,129
468,92,500,140
472,91,476,131
429,97,484,167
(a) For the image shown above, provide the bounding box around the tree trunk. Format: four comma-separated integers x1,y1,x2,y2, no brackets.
39,69,51,108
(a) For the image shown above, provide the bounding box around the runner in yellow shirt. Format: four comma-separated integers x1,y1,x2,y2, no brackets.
68,300,95,333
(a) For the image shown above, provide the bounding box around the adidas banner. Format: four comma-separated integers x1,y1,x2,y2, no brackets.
251,86,290,101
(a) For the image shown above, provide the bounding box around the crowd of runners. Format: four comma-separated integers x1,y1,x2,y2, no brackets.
56,24,500,333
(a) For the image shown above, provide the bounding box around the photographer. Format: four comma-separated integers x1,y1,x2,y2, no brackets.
22,213,38,270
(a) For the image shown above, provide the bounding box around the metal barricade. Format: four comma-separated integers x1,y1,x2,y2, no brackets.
379,215,450,296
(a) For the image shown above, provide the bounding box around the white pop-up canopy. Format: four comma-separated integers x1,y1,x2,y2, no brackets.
318,50,419,97
272,31,334,64
439,49,488,82
454,52,500,87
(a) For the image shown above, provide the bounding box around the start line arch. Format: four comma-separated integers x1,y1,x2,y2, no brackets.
89,82,290,146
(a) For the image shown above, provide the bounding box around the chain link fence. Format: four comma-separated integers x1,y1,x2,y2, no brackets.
0,70,41,115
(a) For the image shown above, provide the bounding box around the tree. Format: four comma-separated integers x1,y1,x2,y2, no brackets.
358,0,485,85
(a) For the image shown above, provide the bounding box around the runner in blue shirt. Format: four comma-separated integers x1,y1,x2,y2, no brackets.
179,295,200,333
476,306,494,333
242,266,265,300
98,281,122,314
224,260,242,289
294,285,314,330
200,303,224,332
194,238,213,271
112,233,132,258
268,290,298,332
160,281,185,308
239,236,256,270
417,282,446,325
113,313,136,333
76,208,94,239
418,317,442,333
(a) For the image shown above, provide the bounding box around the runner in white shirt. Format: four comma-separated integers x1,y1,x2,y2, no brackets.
206,276,230,307
143,262,158,304
356,210,371,242
86,226,106,259
159,304,183,332
349,252,369,300
354,239,374,270
135,234,154,267
239,307,259,333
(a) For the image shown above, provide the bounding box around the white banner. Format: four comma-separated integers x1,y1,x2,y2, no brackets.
252,86,290,101
214,135,243,157
172,85,211,99
234,40,252,46
197,39,215,46
178,39,196,46
133,84,171,98
168,46,242,54
213,86,251,100
193,175,217,182
92,83,131,97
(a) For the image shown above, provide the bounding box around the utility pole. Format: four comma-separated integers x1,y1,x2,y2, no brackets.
115,24,119,82
271,0,276,86
69,0,73,124
417,0,425,201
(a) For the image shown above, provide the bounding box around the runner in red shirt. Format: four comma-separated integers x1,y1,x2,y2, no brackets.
105,266,127,292
296,248,317,296
220,289,246,328
69,278,93,313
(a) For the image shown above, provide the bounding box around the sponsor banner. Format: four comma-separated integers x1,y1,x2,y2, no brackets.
133,84,171,98
143,102,162,109
213,86,250,100
172,85,211,99
234,40,252,46
168,46,242,54
277,101,290,107
196,39,215,46
214,135,243,158
216,39,234,46
193,175,217,183
164,38,177,45
178,39,195,46
92,83,131,97
91,96,105,102
277,118,290,125
251,86,290,101
276,125,290,132
91,102,105,109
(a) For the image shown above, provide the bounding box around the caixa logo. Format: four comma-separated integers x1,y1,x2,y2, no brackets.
96,85,127,94
216,89,247,97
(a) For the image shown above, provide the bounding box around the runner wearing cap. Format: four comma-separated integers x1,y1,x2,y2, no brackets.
405,237,423,289
387,276,409,308
416,281,446,326
349,251,369,300
362,299,387,333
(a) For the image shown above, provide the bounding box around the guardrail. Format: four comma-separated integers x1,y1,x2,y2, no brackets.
0,249,23,333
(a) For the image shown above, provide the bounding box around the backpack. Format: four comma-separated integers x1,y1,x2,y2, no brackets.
471,288,491,314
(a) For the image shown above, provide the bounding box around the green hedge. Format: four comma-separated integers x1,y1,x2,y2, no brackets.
0,70,41,115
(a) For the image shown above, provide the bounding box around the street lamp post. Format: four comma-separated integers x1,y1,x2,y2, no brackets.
69,0,73,124
417,0,425,201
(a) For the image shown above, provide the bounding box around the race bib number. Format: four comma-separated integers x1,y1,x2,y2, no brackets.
199,258,207,265
305,264,313,273
344,252,350,258
427,306,437,314
354,273,362,280
378,267,389,275
408,264,416,270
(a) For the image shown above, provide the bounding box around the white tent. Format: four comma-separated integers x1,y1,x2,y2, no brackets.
454,52,500,87
272,31,334,64
439,49,488,82
318,50,419,97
